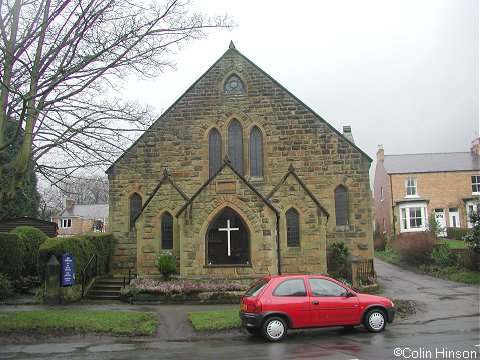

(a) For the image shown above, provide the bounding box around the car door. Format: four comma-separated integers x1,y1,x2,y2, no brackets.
267,278,311,328
307,277,360,326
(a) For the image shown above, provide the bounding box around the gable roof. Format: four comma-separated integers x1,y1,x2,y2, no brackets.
267,164,330,219
56,204,109,219
175,156,279,218
106,42,372,174
383,152,480,174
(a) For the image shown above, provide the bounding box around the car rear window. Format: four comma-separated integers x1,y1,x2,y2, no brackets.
245,278,270,297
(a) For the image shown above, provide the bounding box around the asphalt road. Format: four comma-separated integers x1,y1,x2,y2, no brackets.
0,259,479,360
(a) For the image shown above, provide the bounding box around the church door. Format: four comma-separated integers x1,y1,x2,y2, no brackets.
206,208,250,266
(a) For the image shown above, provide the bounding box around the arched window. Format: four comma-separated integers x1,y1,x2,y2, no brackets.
129,193,142,230
161,212,173,250
286,209,300,247
334,185,349,226
208,128,222,177
228,119,244,175
206,208,250,265
249,126,263,178
224,74,245,93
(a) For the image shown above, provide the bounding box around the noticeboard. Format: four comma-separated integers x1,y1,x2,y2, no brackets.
61,253,75,286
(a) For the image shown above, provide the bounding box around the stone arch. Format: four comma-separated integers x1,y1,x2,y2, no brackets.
220,70,249,94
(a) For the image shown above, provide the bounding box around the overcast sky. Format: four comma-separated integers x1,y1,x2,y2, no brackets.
120,0,479,162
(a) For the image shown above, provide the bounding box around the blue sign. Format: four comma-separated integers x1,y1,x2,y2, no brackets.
61,253,74,286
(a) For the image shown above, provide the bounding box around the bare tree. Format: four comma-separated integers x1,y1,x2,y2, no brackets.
0,0,233,205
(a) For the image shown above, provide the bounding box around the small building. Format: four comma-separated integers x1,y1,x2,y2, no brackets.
51,200,109,237
107,43,374,277
373,139,480,236
0,217,58,237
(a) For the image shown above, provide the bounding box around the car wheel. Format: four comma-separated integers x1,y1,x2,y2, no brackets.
364,309,386,332
262,316,287,342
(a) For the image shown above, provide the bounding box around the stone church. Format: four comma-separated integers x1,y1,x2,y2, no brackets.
107,42,373,277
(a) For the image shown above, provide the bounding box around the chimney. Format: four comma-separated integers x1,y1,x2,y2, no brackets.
343,125,355,144
66,199,75,210
471,138,480,155
377,145,385,161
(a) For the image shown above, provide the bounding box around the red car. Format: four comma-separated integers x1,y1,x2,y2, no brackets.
239,275,396,342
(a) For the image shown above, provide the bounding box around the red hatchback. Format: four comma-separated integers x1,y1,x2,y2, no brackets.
239,275,396,342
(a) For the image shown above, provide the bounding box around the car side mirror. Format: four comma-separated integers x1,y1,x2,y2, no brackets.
346,291,356,298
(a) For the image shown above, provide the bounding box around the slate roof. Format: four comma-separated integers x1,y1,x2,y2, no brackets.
383,152,480,174
57,204,109,219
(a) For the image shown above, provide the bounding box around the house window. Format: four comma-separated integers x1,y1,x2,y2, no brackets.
129,193,142,230
228,119,244,175
334,185,348,226
249,126,263,178
472,175,480,194
59,218,72,229
405,178,417,197
161,212,173,250
286,209,300,247
208,128,222,177
399,202,427,232
224,74,245,93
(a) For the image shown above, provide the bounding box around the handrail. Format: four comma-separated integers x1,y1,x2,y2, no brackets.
81,254,97,299
123,268,137,288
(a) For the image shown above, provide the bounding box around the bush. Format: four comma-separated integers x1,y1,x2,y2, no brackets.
0,272,12,298
157,252,177,279
429,245,459,268
11,226,48,277
0,233,25,279
463,211,479,254
446,227,469,240
37,233,114,282
327,242,350,279
393,232,437,265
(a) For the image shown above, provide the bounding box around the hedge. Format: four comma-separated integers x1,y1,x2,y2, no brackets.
0,233,25,279
446,227,469,240
37,234,114,283
11,226,48,277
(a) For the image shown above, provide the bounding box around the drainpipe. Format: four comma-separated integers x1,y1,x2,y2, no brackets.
276,213,281,275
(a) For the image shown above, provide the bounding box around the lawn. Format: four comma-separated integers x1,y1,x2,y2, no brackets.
439,238,468,249
0,310,157,335
188,309,241,332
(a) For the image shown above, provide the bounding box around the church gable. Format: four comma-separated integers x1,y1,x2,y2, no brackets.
108,43,374,277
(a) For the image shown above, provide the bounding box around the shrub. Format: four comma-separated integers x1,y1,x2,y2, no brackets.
0,272,12,298
446,227,469,240
0,233,25,279
427,213,444,239
37,233,114,282
11,226,48,277
393,232,437,265
429,245,459,268
327,242,350,279
157,251,177,279
463,211,479,254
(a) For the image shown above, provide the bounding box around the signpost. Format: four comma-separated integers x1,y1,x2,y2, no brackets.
61,253,75,286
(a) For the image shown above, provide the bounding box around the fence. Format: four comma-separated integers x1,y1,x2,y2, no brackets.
350,259,376,288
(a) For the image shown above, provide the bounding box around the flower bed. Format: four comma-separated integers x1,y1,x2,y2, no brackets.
120,278,249,304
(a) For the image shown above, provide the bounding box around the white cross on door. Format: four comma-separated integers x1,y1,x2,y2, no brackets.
219,219,239,256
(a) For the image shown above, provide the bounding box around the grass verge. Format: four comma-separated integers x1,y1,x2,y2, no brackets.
0,310,157,335
188,309,241,332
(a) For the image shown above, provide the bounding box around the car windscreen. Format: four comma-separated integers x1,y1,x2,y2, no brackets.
245,278,270,297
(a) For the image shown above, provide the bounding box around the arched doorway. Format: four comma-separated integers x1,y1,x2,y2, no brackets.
206,208,250,265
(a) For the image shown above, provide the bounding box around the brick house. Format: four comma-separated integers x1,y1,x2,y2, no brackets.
373,139,480,236
51,200,109,237
107,43,374,277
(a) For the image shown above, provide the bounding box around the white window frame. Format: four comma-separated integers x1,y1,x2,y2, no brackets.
405,178,418,198
399,202,428,233
59,218,72,229
472,175,480,195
